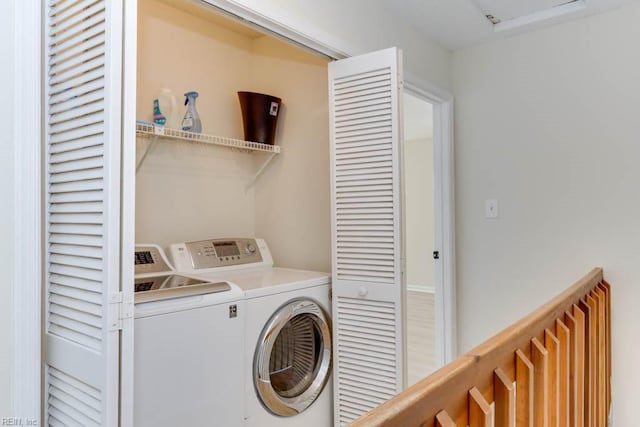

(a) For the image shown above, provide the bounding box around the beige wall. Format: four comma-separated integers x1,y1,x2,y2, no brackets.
405,137,435,290
0,0,14,416
136,0,330,275
251,37,330,272
453,3,640,424
136,0,259,247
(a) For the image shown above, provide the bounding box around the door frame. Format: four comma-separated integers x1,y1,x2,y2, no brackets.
13,0,42,421
403,81,457,365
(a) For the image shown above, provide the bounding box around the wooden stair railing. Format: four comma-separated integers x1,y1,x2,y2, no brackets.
351,268,610,427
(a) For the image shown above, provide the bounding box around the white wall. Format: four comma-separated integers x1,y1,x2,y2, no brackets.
453,3,640,424
0,0,14,416
405,137,435,290
208,0,452,91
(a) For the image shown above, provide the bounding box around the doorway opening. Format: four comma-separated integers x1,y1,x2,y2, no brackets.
403,92,437,385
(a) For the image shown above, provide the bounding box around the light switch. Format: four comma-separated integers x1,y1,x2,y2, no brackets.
485,199,498,218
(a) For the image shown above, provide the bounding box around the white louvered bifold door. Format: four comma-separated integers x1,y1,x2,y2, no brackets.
329,47,405,426
44,1,126,426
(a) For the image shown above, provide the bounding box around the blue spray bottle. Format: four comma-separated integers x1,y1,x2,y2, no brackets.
182,91,202,133
152,99,166,125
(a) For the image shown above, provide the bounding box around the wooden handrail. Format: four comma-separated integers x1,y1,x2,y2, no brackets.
351,268,610,427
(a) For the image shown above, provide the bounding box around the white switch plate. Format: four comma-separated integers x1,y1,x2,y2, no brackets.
485,199,498,218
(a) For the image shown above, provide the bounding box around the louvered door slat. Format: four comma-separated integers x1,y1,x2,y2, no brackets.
336,105,392,121
50,1,104,37
50,137,103,157
50,0,99,24
50,145,103,164
49,0,84,18
339,357,396,374
45,0,123,425
50,304,102,329
330,48,404,426
50,89,105,117
50,179,104,194
50,101,104,125
49,201,103,213
49,21,104,58
48,375,101,411
51,69,105,102
50,158,104,175
49,40,105,79
51,243,103,257
50,233,103,246
339,372,397,393
51,168,104,184
50,31,105,68
48,395,100,426
334,72,391,89
50,75,104,102
50,274,103,294
334,92,392,108
50,111,104,134
50,283,102,304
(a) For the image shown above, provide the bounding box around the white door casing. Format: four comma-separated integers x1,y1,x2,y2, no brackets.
44,1,131,425
329,47,405,426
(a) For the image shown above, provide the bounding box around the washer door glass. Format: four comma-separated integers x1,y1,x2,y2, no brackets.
254,298,332,416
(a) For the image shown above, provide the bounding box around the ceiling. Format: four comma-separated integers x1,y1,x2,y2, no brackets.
381,0,633,50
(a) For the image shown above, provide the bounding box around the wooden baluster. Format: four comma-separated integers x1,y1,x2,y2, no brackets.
585,294,597,427
516,349,534,427
592,287,606,427
545,329,560,427
572,304,586,427
435,410,457,427
578,298,593,427
599,281,611,417
555,319,570,427
564,311,579,427
495,368,516,427
531,337,548,427
469,387,494,427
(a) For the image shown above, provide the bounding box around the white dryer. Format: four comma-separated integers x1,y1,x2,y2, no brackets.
133,244,245,427
170,238,333,427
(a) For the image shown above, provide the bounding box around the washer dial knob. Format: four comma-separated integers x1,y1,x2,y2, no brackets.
246,243,257,254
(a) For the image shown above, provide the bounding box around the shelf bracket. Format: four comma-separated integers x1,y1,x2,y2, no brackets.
136,134,159,173
246,152,277,191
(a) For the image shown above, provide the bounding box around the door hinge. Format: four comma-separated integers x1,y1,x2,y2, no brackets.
109,292,134,331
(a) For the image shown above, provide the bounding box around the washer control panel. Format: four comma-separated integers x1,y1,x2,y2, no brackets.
135,245,172,276
185,238,263,270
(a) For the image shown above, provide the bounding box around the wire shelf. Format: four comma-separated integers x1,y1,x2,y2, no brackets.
135,122,281,154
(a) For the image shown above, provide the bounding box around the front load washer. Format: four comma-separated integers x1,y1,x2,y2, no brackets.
133,244,245,427
169,238,333,427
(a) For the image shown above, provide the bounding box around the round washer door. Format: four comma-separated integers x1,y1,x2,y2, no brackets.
254,298,332,416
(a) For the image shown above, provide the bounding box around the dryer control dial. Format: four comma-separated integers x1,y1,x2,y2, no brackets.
246,243,257,254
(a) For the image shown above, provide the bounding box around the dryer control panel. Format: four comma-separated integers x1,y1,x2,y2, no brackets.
181,238,264,270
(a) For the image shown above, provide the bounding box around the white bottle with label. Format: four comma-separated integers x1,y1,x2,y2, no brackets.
156,87,179,129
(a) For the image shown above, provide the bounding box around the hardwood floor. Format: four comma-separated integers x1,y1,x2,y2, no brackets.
406,289,436,386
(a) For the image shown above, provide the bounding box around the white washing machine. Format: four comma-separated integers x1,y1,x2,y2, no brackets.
169,238,333,427
133,244,245,427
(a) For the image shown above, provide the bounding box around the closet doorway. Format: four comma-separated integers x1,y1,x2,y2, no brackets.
403,91,437,385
